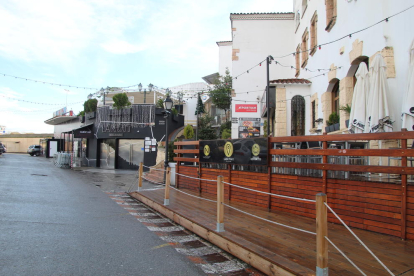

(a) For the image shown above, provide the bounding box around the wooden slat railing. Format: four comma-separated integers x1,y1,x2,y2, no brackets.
173,131,414,240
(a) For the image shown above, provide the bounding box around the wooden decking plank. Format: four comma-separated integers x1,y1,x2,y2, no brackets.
131,187,414,276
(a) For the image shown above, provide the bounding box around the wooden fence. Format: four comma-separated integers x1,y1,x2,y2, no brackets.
174,131,414,240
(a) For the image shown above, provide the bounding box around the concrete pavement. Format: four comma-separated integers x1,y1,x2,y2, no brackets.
0,153,204,275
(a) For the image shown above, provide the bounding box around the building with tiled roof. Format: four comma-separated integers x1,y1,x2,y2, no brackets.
216,0,413,138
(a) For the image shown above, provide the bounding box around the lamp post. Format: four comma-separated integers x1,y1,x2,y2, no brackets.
163,94,173,182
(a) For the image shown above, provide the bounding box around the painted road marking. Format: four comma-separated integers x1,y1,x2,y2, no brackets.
106,192,263,276
147,226,184,232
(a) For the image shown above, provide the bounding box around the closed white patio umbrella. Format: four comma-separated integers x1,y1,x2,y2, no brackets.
349,63,370,133
402,39,414,131
365,53,393,133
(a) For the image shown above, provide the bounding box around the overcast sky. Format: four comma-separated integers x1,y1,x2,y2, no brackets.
0,0,292,133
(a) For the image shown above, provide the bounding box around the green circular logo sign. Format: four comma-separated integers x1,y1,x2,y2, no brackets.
252,143,260,156
204,145,210,156
224,142,233,157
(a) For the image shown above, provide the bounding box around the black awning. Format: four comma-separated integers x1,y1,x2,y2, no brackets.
72,123,94,138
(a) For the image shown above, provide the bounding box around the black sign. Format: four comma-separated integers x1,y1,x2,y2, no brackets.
200,138,267,165
73,128,93,138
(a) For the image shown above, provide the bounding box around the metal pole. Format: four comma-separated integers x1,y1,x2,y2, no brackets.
266,56,270,137
164,113,169,183
144,89,146,103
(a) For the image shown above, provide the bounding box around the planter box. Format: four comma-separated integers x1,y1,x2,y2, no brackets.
333,123,340,131
85,112,96,120
345,120,350,128
173,115,179,122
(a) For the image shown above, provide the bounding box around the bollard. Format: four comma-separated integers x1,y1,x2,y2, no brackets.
164,167,171,205
316,193,328,276
138,162,143,192
216,175,224,232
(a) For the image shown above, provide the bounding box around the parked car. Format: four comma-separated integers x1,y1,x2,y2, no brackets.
27,145,42,156
0,144,5,155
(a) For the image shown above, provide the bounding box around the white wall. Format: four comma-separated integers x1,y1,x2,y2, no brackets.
218,42,233,76
291,0,414,132
230,14,295,138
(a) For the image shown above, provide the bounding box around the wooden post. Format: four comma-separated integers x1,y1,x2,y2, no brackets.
316,193,328,275
401,129,407,239
164,167,171,205
267,166,272,210
175,145,180,189
198,162,202,195
138,162,143,191
216,175,224,232
322,134,328,194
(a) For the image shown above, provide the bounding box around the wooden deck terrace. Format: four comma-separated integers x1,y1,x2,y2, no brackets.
130,186,414,276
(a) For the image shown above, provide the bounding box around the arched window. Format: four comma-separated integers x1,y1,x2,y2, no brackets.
291,95,305,136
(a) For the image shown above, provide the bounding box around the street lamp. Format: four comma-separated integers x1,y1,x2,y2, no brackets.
164,94,173,182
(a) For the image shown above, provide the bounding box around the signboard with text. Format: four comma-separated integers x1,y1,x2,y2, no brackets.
199,138,267,165
235,104,257,113
238,118,261,138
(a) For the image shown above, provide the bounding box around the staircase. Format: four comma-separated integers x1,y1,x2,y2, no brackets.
143,164,165,184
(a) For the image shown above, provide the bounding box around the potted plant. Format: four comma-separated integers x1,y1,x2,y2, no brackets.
326,112,340,132
171,107,179,122
340,104,351,128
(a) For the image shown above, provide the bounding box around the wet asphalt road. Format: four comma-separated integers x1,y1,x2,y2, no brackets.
0,153,204,276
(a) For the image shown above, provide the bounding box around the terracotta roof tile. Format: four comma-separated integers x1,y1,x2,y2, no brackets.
270,79,312,84
230,12,294,15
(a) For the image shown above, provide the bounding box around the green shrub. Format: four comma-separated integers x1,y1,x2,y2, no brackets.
84,99,98,113
171,107,178,116
327,112,340,126
183,124,194,139
221,129,231,139
156,98,164,108
112,93,131,110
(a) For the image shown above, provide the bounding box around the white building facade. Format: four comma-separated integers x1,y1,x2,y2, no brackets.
219,0,414,138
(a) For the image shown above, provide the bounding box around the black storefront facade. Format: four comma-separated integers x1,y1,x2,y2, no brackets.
72,106,184,171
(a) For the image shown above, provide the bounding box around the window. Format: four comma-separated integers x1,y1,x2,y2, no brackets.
310,12,318,56
325,0,337,32
295,44,300,77
291,95,305,136
302,0,308,17
332,81,340,114
301,28,309,68
312,100,316,128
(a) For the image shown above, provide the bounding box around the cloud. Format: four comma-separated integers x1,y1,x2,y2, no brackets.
0,0,147,65
101,40,147,54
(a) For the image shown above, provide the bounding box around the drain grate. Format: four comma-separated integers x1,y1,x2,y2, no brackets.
31,174,47,176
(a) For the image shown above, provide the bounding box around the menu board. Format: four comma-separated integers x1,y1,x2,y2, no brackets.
238,118,261,138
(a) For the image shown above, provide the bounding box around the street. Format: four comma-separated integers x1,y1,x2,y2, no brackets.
0,153,205,276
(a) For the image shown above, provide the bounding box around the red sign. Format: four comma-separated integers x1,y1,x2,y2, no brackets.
235,104,257,112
